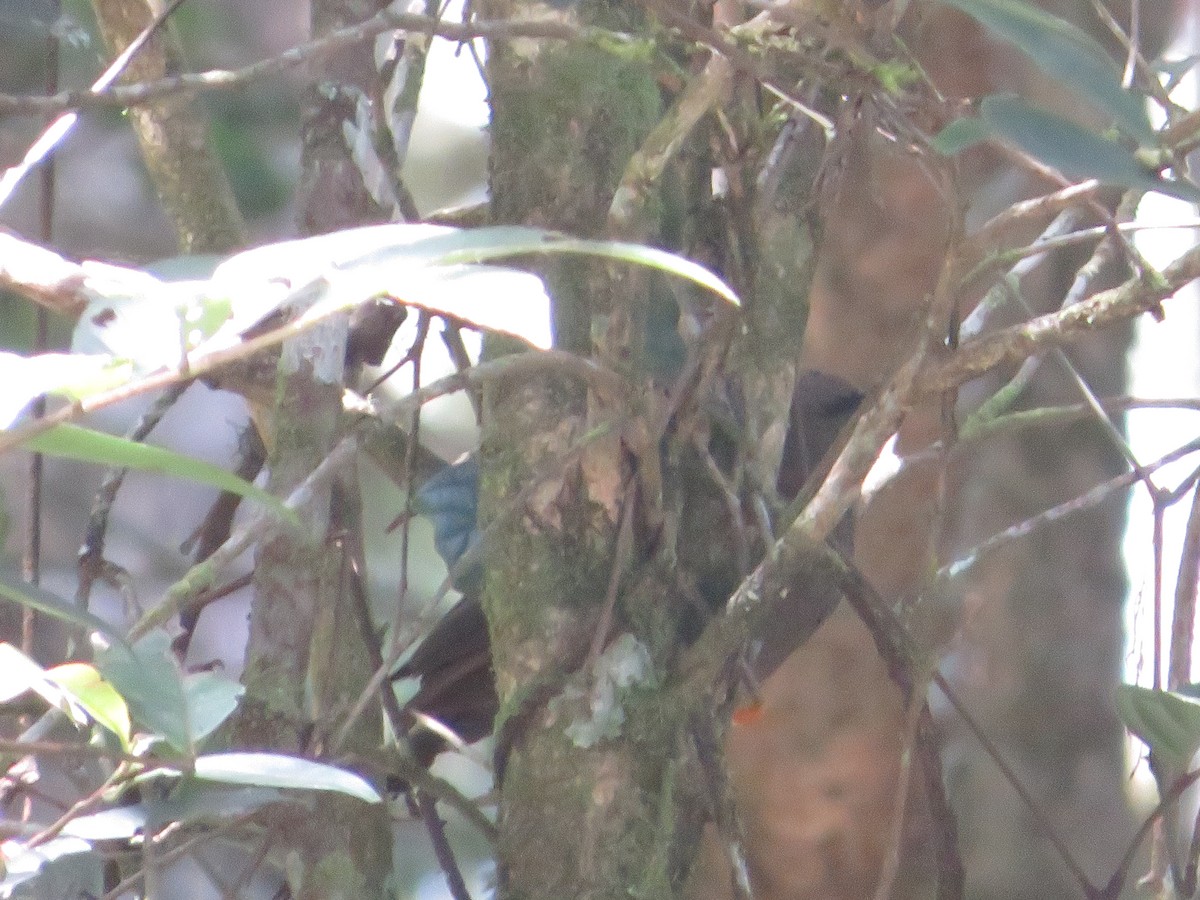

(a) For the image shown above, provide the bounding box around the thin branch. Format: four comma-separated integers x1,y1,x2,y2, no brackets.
0,0,189,210
939,434,1200,582
917,705,964,900
1102,767,1200,899
77,381,191,608
872,693,925,900
1170,482,1200,688
0,9,608,116
129,435,360,640
417,789,475,900
921,241,1200,396
928,669,1096,895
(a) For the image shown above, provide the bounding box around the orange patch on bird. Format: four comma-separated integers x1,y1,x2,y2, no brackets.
732,700,765,727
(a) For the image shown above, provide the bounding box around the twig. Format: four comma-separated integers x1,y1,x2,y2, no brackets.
1170,482,1200,690
97,813,261,900
129,435,359,640
939,433,1200,582
76,381,191,608
417,789,475,900
0,10,613,116
920,240,1200,396
1102,767,1200,898
587,477,638,665
0,0,189,210
872,691,925,900
928,668,1096,895
853,562,1096,894
331,418,615,752
371,349,626,423
21,14,58,655
393,313,430,639
964,182,1102,274
917,706,964,900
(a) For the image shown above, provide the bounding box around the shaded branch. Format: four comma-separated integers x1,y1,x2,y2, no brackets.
0,10,612,115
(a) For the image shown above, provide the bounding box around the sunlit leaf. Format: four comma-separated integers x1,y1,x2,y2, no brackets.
63,783,286,840
0,572,129,651
20,424,296,526
368,225,740,307
71,269,216,374
980,95,1200,203
0,836,102,900
0,352,130,430
45,663,131,748
936,0,1154,143
318,262,553,349
187,752,382,803
1116,683,1200,772
0,643,48,704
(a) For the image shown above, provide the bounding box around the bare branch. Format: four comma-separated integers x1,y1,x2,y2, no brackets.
0,9,605,116
922,242,1200,396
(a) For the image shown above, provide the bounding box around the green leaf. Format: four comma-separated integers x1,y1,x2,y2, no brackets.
935,0,1154,143
0,571,130,651
20,424,297,526
189,752,382,803
182,671,245,746
1116,684,1200,772
981,95,1200,203
95,633,190,753
382,225,741,307
45,663,132,748
931,116,992,155
95,632,242,755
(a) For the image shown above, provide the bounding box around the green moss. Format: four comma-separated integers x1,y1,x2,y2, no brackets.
490,43,661,230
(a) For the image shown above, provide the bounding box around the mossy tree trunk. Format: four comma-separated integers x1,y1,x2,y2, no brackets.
478,1,824,894
230,0,394,896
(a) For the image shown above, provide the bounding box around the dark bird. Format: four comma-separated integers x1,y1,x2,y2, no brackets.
394,370,864,765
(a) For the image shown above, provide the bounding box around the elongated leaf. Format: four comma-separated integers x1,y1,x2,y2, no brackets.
73,279,220,375
0,645,92,730
981,95,1200,203
45,663,131,748
350,225,740,307
20,424,296,526
0,642,49,703
936,0,1153,143
1116,683,1200,772
0,571,129,651
319,262,553,348
0,352,131,430
189,752,382,803
63,784,286,840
